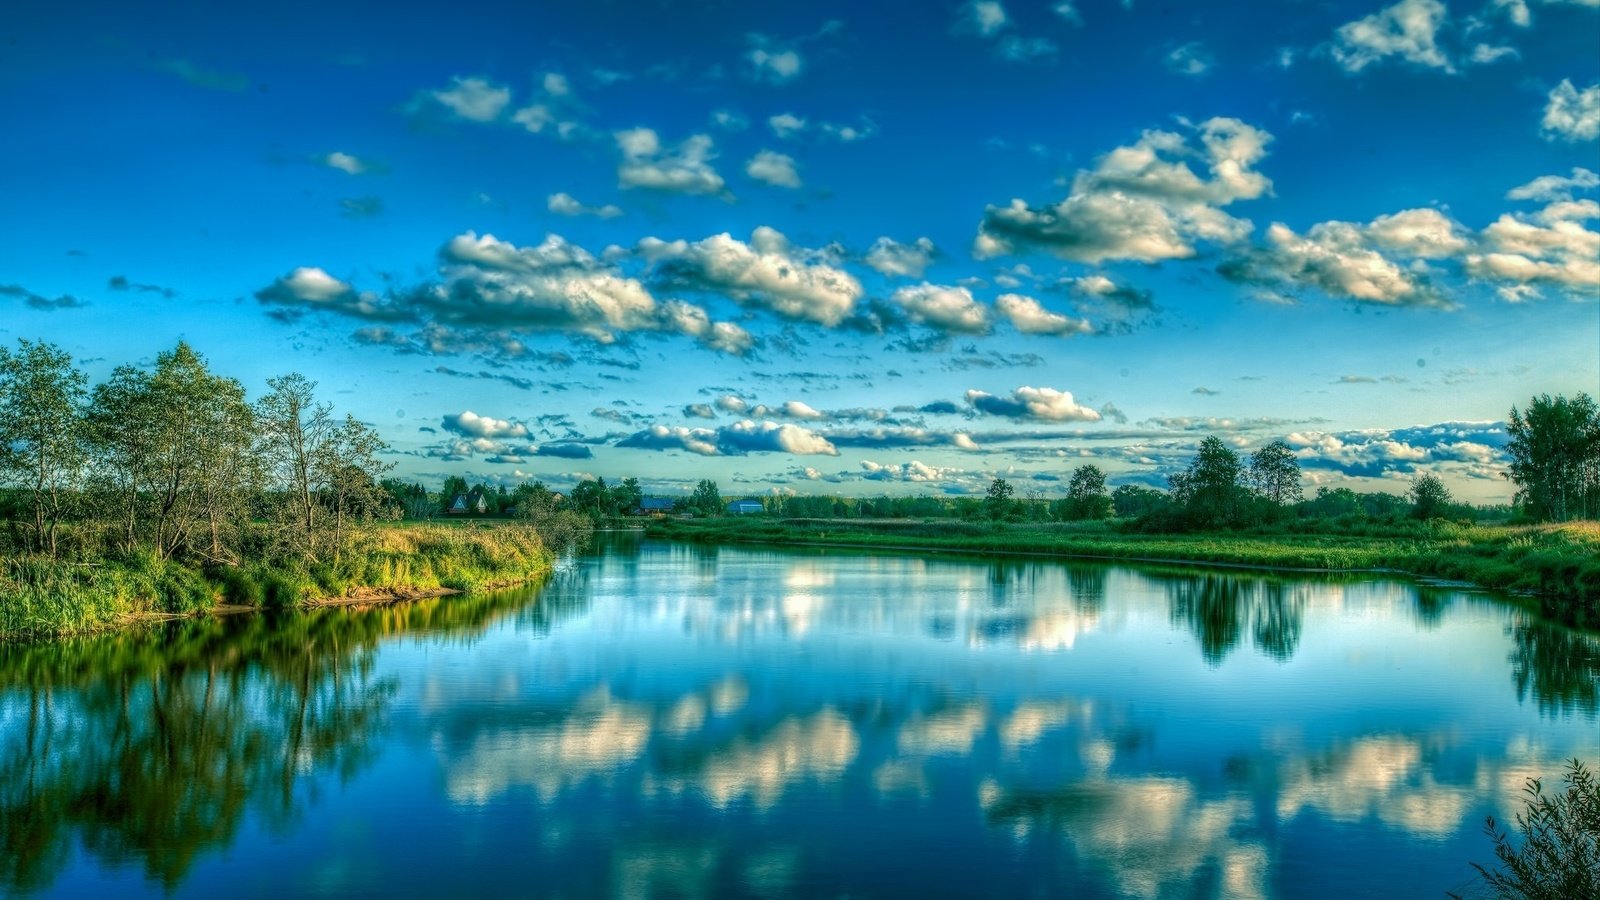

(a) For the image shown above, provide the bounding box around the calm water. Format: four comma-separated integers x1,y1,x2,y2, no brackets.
2,537,1597,899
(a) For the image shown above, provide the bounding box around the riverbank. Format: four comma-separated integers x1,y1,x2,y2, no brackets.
644,518,1600,626
0,523,556,640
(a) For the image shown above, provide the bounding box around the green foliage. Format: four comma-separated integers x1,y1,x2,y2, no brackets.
1249,440,1303,507
1112,484,1168,518
984,477,1016,520
0,339,89,556
1064,465,1112,520
687,479,723,517
1456,759,1600,900
1410,473,1453,519
1169,436,1251,529
1505,392,1600,522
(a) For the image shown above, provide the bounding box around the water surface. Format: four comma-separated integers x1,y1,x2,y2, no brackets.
2,537,1596,898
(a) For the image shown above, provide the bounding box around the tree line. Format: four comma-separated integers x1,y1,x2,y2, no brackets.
0,339,394,565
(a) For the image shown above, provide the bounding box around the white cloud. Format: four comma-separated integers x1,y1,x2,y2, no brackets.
542,72,570,96
547,192,623,219
1224,221,1448,307
962,1,1009,36
443,411,529,439
711,109,749,131
746,35,803,83
965,386,1102,421
859,459,966,483
976,118,1270,263
1364,208,1470,258
615,129,726,195
746,150,802,188
430,76,512,121
1330,0,1453,73
864,237,937,277
324,151,368,175
1166,42,1214,76
1542,80,1600,141
891,283,991,334
1506,167,1600,201
639,226,862,326
617,420,838,456
768,112,807,139
1466,202,1600,291
996,293,1092,336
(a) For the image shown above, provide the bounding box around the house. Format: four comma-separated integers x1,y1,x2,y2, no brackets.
725,499,765,515
633,497,676,517
447,491,490,515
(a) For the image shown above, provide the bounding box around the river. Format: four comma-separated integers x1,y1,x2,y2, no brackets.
1,536,1595,898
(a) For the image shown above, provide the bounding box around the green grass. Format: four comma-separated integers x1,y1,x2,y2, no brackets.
645,517,1600,625
0,523,556,640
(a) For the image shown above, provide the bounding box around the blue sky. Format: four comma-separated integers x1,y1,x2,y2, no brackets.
2,0,1597,501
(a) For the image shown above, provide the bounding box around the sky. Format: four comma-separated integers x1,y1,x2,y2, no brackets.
2,0,1597,502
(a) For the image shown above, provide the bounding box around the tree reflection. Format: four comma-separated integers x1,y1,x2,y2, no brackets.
1509,618,1600,718
1164,572,1306,665
0,583,547,894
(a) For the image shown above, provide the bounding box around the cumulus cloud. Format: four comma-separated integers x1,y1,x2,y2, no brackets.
1465,200,1600,294
965,386,1102,422
1330,0,1453,73
864,237,937,277
547,192,623,219
955,1,1058,62
324,151,370,175
443,410,529,439
258,233,749,354
892,283,991,334
976,118,1271,263
769,112,807,139
1165,42,1215,76
1219,220,1450,307
616,129,726,195
745,34,803,83
995,293,1092,336
745,150,802,188
640,226,862,325
859,460,966,483
429,76,512,121
617,420,838,456
1542,80,1600,141
1506,167,1599,202
1287,421,1508,479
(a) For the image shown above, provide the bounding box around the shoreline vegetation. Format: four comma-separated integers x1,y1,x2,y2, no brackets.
1,522,559,640
642,517,1600,626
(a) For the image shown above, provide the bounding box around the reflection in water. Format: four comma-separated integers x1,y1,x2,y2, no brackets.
1509,619,1600,717
0,584,552,894
1163,573,1307,664
1,544,1596,899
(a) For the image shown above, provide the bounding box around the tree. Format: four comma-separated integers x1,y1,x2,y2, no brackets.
320,414,393,557
256,373,333,552
1453,759,1599,900
615,477,643,515
1409,473,1452,519
1505,393,1600,522
984,477,1015,520
0,340,87,555
1249,440,1303,507
1064,465,1111,520
438,475,469,513
688,479,722,517
1111,484,1167,518
1171,436,1247,528
569,477,609,517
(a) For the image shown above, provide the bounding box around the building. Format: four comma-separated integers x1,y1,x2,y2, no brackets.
725,499,765,515
632,497,676,517
447,491,489,515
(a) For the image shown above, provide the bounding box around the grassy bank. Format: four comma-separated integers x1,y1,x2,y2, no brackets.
645,517,1600,624
0,523,556,640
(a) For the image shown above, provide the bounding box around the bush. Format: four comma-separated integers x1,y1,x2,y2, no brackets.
1454,759,1600,900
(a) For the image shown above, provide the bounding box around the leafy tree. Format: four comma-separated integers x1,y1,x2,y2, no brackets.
438,475,469,513
615,477,643,514
0,340,87,555
255,373,334,549
1064,465,1111,520
1111,484,1167,518
1170,436,1248,528
569,477,610,517
1409,473,1452,519
320,414,394,556
984,477,1015,520
687,479,723,517
1249,440,1303,507
1453,759,1599,900
1505,392,1600,522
